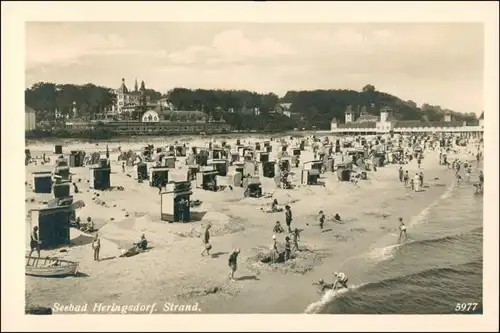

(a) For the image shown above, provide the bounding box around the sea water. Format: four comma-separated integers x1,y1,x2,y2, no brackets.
305,167,483,314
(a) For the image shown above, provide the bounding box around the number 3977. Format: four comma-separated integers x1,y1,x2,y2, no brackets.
455,303,478,312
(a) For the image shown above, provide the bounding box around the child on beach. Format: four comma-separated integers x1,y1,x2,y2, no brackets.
273,221,284,234
92,233,101,261
284,237,292,262
228,249,240,281
292,228,301,251
318,211,325,230
403,171,409,187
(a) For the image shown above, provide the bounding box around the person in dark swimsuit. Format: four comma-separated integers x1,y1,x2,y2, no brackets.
136,234,148,251
285,205,293,233
318,211,325,230
228,249,240,281
29,226,41,258
316,278,334,292
284,236,292,262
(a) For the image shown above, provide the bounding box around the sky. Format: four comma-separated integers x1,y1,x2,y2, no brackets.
25,22,484,114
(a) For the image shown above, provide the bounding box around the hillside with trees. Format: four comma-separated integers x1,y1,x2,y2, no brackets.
25,82,478,132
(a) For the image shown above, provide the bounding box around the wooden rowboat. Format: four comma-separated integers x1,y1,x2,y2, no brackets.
25,256,79,277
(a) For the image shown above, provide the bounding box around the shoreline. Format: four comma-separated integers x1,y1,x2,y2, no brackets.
25,130,315,145
25,137,477,314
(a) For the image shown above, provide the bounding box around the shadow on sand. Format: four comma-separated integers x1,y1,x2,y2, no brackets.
210,251,228,258
98,256,116,262
190,211,208,222
236,275,260,281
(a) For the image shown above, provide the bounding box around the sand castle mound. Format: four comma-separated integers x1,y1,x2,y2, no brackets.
176,282,240,300
246,245,326,275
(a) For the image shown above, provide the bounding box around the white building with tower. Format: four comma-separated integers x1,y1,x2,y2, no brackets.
331,105,483,136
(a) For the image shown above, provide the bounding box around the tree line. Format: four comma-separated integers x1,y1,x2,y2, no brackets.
25,82,477,132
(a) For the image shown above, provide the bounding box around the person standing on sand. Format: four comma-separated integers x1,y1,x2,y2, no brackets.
122,162,125,173
478,170,484,192
179,198,189,222
29,226,41,258
292,228,301,252
398,167,404,182
157,178,163,194
200,224,212,256
271,235,278,263
284,236,292,262
403,171,409,187
318,211,325,231
228,249,240,281
419,172,424,188
285,205,293,233
92,233,101,261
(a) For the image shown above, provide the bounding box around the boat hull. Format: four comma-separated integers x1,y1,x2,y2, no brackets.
25,256,79,277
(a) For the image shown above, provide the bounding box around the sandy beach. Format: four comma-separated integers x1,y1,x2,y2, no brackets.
24,134,479,314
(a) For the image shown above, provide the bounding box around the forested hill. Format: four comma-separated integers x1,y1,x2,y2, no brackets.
166,85,478,130
25,82,478,131
279,85,478,125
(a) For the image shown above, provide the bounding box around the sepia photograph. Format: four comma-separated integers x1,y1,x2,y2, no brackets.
2,1,499,332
